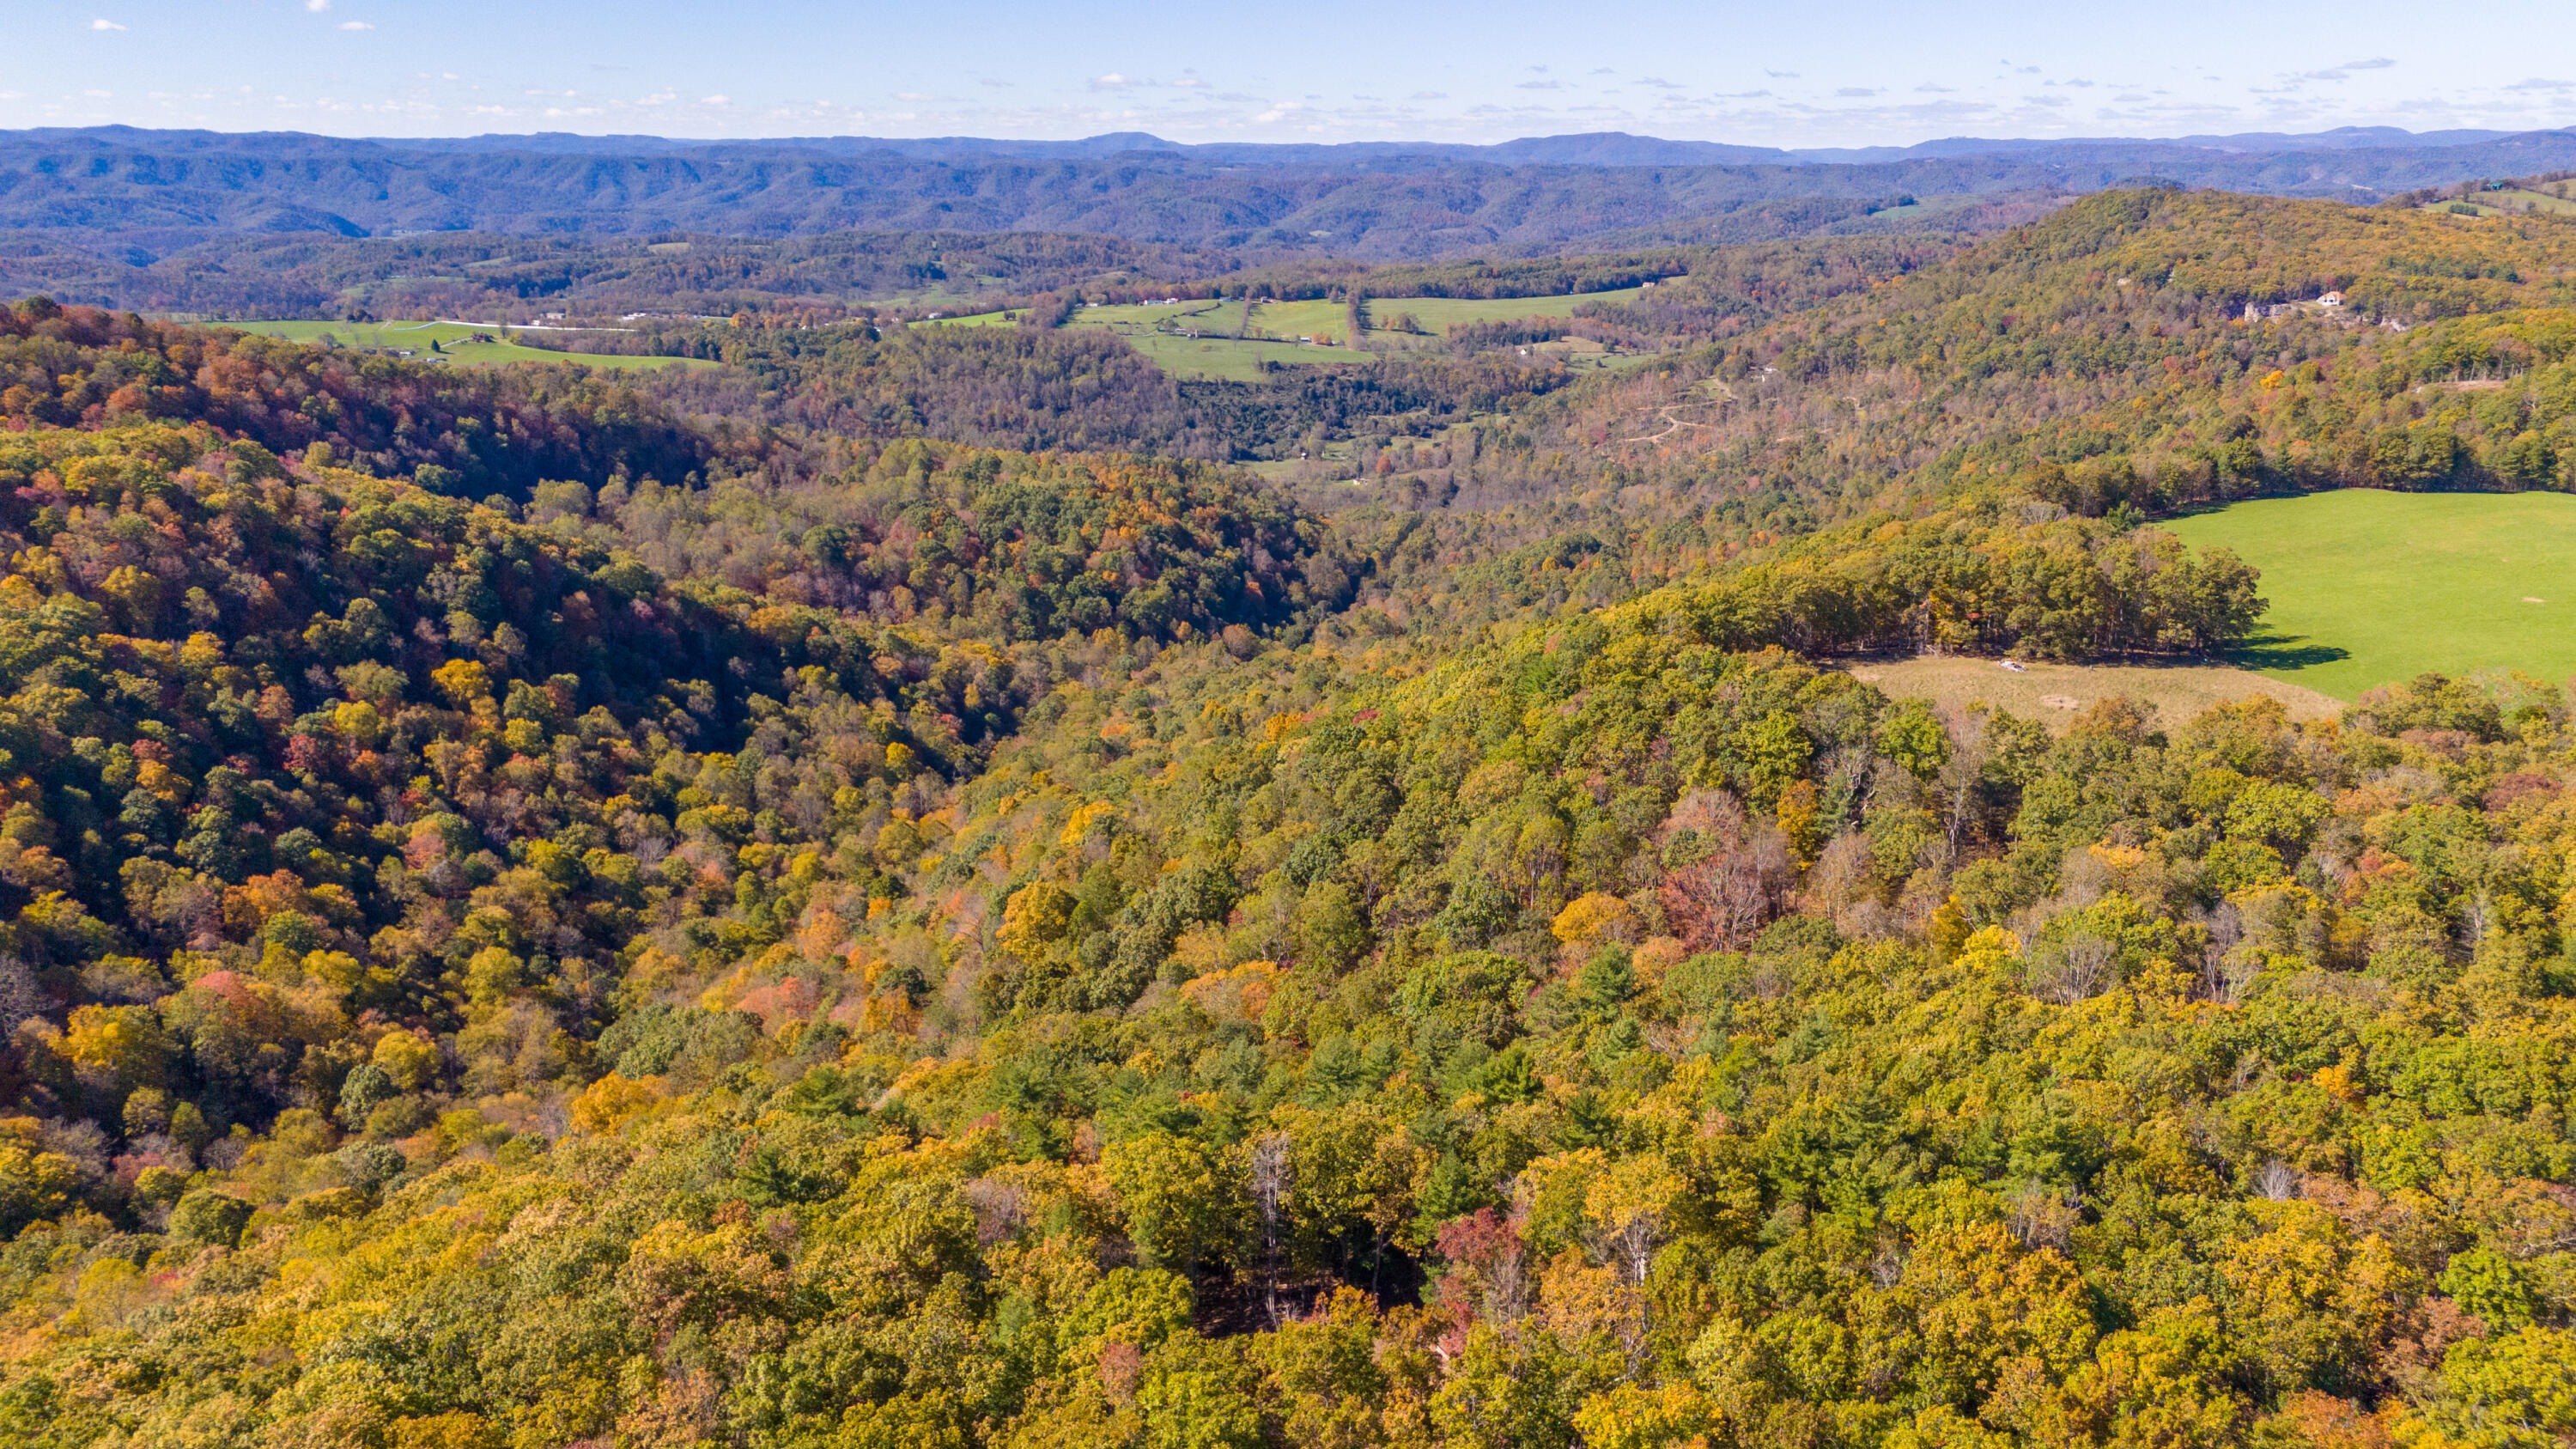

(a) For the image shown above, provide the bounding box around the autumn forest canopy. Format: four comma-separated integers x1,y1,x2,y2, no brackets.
5,177,2576,1449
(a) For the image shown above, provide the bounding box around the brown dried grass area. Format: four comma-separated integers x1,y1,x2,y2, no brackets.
1845,655,2342,734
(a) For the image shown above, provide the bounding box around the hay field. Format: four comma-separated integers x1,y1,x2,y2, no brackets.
216,320,706,370
2160,490,2576,700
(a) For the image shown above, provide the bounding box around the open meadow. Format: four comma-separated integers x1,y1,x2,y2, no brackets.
215,320,708,370
1066,298,1369,380
1362,285,1649,334
2161,489,2576,699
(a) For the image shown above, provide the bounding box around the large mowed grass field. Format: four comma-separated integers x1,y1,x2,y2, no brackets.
1049,289,1649,379
216,320,708,370
2162,490,2576,700
1363,286,1649,334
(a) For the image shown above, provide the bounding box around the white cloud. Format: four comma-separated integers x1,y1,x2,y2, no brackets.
1835,87,1880,98
1092,72,1133,88
91,18,125,30
338,21,373,30
1171,76,1207,88
1516,79,1562,90
1410,89,1447,100
701,94,729,106
307,0,330,9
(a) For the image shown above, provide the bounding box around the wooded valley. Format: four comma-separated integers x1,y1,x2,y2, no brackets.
3,178,2576,1449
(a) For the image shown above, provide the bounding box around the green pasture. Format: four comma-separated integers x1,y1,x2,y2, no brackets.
1118,332,1372,382
1246,299,1355,342
1066,297,1368,380
2161,490,2576,700
1364,286,1649,335
1075,300,1234,329
1052,286,1652,378
216,320,706,370
910,310,1023,327
2421,186,2576,220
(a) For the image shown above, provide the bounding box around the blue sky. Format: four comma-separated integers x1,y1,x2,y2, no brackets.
9,0,2575,146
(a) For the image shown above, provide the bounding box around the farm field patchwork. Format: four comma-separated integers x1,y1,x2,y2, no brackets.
2421,182,2576,218
1075,299,1236,329
1115,331,1370,382
1067,298,1368,380
214,320,708,369
2160,489,2576,700
1048,288,1649,378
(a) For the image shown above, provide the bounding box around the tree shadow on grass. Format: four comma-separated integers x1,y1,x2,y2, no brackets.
2225,634,2350,671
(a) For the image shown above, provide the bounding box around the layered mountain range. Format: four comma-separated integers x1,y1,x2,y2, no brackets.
6,123,2573,258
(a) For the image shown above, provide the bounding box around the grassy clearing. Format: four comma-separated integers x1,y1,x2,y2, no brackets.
1077,300,1235,329
910,310,1022,328
216,320,707,370
1054,287,1653,379
1845,656,2342,733
1364,286,1649,335
2423,183,2576,220
1119,332,1372,382
1247,299,1353,342
2161,490,2576,700
1066,297,1369,380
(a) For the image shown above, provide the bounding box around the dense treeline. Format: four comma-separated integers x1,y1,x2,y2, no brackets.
0,228,1249,326
1573,235,1962,343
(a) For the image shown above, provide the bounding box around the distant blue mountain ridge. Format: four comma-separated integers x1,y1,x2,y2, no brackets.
2,124,2568,258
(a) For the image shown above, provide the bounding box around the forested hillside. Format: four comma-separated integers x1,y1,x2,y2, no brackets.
1340,188,2576,573
3,177,2576,1449
0,229,1249,326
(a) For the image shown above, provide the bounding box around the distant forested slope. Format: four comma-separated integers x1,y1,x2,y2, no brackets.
8,125,2576,260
